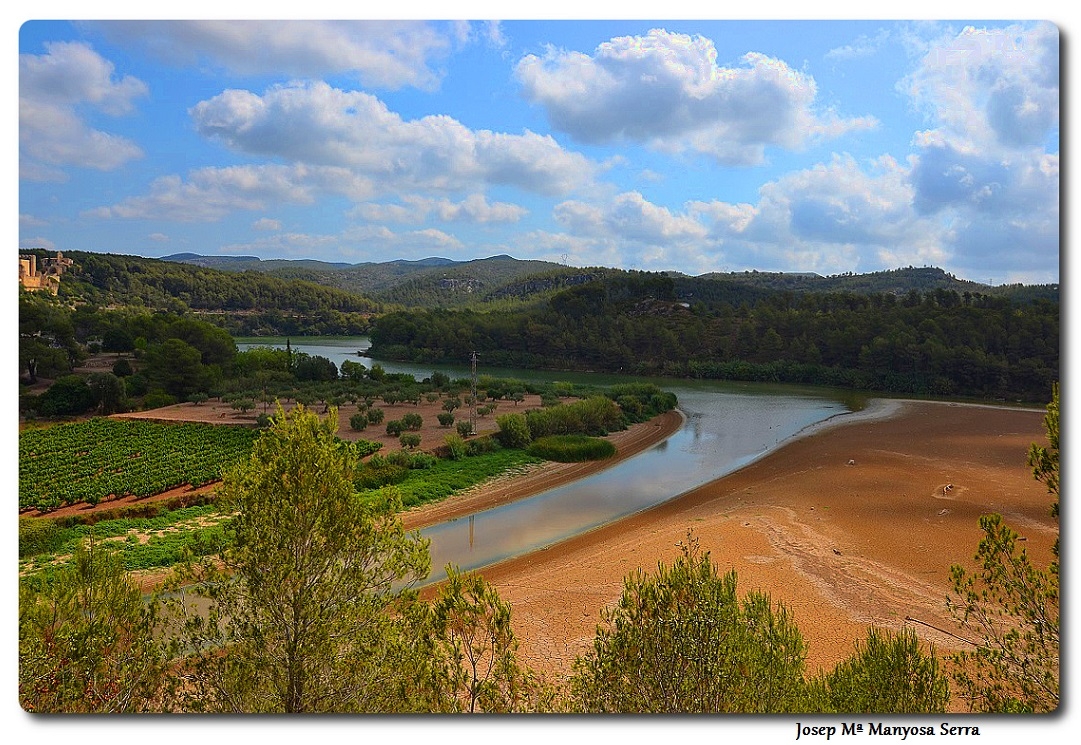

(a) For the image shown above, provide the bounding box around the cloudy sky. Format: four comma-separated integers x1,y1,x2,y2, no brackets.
17,13,1061,284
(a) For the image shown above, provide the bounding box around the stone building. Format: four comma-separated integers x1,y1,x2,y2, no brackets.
19,251,73,294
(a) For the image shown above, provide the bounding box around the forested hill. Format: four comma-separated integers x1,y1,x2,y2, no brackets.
699,266,1059,302
38,250,382,336
161,252,1057,309
368,271,1059,403
164,252,570,308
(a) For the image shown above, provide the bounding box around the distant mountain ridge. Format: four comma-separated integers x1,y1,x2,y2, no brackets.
161,252,571,307
157,252,1057,307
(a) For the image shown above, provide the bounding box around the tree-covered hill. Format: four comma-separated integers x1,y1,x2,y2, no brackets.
698,266,1058,303
160,252,1057,310
26,249,1058,401
33,250,382,336
369,270,1058,403
364,256,574,307
164,251,570,308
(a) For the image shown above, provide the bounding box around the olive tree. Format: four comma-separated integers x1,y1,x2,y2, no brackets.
174,405,431,713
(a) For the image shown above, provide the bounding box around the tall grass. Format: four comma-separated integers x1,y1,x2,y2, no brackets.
361,448,542,509
527,435,616,462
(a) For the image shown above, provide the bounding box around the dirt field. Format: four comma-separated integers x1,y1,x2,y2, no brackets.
111,391,549,454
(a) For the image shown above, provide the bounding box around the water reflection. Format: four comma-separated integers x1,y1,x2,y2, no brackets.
420,389,849,585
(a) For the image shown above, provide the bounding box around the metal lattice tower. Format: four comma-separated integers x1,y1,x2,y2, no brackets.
470,351,478,435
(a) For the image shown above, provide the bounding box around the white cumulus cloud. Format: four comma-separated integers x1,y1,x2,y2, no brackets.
190,81,596,196
20,41,148,177
515,28,876,165
90,20,456,91
901,22,1059,280
555,191,708,244
903,22,1059,154
355,194,527,224
85,164,365,222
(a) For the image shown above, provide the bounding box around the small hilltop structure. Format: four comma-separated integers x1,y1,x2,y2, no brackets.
19,251,73,294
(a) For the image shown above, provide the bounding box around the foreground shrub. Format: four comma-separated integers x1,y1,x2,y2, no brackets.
803,627,950,713
527,435,615,462
426,567,552,712
948,385,1059,713
174,406,430,713
570,535,806,713
20,539,174,712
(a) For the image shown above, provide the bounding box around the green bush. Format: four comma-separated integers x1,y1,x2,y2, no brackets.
407,452,438,470
354,462,409,490
142,390,177,409
35,375,96,417
444,434,467,460
803,627,950,713
525,396,624,439
527,435,616,462
349,412,368,431
570,537,807,713
607,383,678,423
465,436,500,456
496,413,531,448
350,439,383,459
384,449,413,468
19,517,65,558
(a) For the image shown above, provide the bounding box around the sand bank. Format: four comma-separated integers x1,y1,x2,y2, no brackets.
467,400,1054,682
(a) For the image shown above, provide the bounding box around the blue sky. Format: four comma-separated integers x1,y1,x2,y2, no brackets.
16,11,1062,284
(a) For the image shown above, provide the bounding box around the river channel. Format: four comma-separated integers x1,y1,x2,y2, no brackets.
236,337,857,584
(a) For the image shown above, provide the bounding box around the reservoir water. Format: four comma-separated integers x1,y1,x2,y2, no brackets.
420,388,846,583
236,337,854,583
